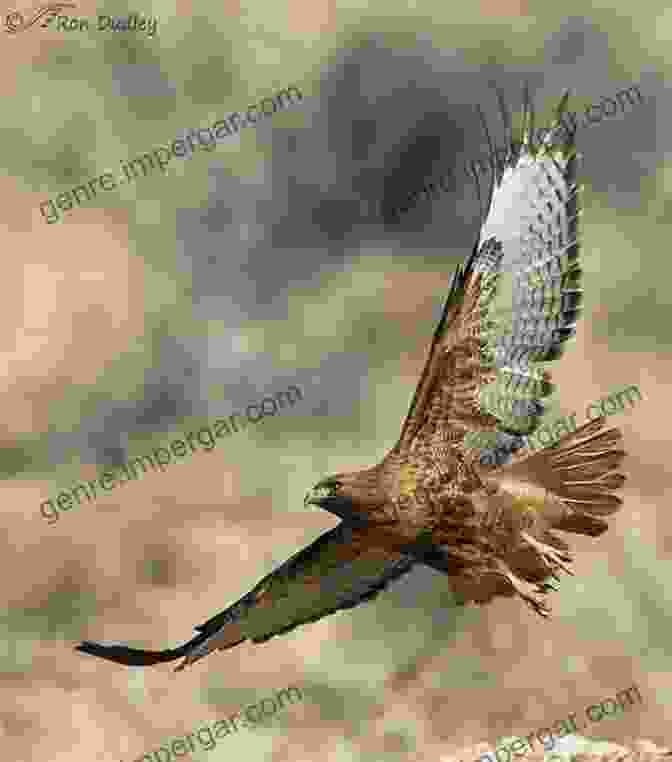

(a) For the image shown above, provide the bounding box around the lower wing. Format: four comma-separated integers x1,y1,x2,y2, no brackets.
76,523,415,672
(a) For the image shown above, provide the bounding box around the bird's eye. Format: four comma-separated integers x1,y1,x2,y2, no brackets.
314,480,341,498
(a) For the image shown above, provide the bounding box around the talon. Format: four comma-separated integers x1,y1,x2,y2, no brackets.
494,561,551,617
521,532,574,576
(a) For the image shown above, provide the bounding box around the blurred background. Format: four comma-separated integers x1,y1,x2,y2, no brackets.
0,0,670,760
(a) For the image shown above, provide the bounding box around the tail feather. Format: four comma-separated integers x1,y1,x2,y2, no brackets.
496,415,627,536
547,425,623,464
546,418,626,533
556,494,623,515
547,512,608,537
543,417,626,521
552,455,626,481
565,472,627,491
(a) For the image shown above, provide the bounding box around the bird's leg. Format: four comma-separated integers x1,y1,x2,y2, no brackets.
520,531,574,577
492,559,551,618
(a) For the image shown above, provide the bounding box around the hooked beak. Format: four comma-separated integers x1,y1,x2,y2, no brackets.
304,480,339,508
303,489,369,525
304,488,328,508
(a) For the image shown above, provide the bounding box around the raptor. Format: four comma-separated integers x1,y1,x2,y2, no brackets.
76,84,627,672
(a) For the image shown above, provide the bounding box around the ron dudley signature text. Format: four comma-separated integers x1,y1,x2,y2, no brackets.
5,4,158,36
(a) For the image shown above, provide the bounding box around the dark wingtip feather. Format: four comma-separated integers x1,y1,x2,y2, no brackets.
489,78,512,151
75,640,182,667
522,79,536,153
469,157,484,219
475,103,497,219
555,89,571,123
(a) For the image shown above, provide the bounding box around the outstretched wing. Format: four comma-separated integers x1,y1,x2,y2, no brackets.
76,523,414,671
390,84,582,470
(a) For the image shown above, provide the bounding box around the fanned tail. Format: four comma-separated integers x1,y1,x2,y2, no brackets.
486,416,627,616
499,415,627,537
541,415,627,536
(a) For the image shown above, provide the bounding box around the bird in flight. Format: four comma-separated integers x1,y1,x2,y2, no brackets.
76,84,627,672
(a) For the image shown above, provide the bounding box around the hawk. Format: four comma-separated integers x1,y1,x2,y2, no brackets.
76,84,627,672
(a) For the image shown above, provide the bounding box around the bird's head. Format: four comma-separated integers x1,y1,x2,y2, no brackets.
304,469,390,525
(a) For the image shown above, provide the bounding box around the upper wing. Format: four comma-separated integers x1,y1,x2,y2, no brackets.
390,84,582,470
76,523,414,672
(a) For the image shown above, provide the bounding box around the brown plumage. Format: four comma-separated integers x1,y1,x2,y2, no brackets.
75,84,627,672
